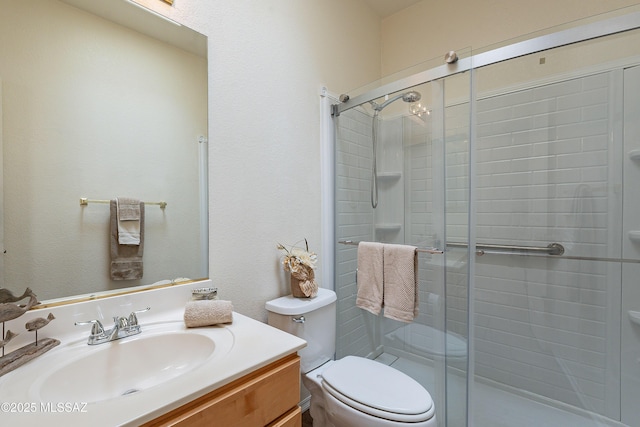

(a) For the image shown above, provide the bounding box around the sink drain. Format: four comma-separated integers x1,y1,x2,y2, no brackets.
121,389,139,396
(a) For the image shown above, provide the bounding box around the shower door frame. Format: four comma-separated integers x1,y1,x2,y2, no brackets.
335,10,640,118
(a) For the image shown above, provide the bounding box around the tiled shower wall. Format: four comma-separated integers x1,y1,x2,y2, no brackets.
470,70,621,418
335,69,622,419
335,107,376,359
335,110,442,359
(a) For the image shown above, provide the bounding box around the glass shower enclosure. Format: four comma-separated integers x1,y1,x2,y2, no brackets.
331,6,640,427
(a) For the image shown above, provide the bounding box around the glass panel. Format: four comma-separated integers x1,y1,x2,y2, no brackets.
443,71,471,427
334,68,471,427
334,105,377,359
471,26,640,427
472,4,640,58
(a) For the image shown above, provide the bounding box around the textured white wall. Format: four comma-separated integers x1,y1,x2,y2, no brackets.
136,0,382,320
380,0,640,77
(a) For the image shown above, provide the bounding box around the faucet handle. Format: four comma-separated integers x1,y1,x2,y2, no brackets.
128,307,151,326
114,316,129,328
75,319,105,336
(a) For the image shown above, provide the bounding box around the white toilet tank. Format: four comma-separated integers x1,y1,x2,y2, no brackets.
266,288,337,374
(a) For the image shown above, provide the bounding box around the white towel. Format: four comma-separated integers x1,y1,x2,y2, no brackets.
356,242,384,315
117,197,141,245
383,244,418,322
184,300,233,328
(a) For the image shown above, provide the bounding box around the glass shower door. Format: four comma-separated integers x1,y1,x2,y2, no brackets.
469,26,640,427
333,65,472,427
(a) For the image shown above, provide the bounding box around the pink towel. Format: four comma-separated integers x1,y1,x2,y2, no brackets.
356,242,384,315
383,244,418,322
184,300,233,327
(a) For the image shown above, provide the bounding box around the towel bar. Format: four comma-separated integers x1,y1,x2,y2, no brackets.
80,198,167,209
338,240,444,254
446,241,564,256
338,240,565,256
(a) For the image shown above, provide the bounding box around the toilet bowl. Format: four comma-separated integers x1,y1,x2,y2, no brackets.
266,288,437,427
304,356,436,427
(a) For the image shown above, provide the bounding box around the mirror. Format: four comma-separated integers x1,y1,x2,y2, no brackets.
0,0,208,303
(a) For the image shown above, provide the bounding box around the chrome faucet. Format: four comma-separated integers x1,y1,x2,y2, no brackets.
75,307,150,345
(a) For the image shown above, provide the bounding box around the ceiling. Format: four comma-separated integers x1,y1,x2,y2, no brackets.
362,0,423,18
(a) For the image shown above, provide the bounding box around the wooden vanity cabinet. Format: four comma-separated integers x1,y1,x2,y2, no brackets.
143,353,301,427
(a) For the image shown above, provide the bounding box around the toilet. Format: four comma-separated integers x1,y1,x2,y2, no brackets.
266,288,437,427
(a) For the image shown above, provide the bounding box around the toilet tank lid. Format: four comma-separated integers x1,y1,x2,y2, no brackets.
266,287,336,315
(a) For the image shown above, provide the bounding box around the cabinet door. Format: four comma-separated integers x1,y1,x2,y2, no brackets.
268,406,302,427
145,354,300,427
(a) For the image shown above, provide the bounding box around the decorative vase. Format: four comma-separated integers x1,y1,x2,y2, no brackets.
290,274,307,298
287,264,318,298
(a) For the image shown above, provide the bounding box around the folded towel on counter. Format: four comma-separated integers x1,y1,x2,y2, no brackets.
117,197,142,245
110,200,144,280
383,243,418,323
184,300,233,328
356,241,384,315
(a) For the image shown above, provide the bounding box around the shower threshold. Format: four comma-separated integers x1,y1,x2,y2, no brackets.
375,353,625,427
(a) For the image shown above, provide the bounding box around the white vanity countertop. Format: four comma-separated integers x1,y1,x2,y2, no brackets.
0,281,306,426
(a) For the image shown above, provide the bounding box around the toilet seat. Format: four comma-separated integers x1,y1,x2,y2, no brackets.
320,356,434,423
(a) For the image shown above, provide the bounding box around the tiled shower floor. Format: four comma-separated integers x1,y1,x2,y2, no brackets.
375,353,623,427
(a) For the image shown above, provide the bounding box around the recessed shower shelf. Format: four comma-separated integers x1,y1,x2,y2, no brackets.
629,149,640,161
375,223,402,232
628,311,640,326
377,172,402,182
628,231,640,243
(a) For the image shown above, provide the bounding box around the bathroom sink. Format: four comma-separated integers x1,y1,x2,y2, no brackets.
29,322,234,404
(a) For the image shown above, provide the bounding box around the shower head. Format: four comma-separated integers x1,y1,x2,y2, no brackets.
371,90,422,112
402,91,421,103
